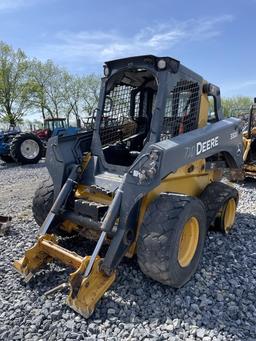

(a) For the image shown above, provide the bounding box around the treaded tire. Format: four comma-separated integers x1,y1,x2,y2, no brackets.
137,193,207,288
0,155,14,163
200,181,239,232
32,176,54,226
10,132,44,164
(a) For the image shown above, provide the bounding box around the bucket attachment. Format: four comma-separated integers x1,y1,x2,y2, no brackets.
13,234,116,317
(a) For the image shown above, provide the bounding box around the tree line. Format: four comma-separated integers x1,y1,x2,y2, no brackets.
0,41,100,127
221,96,253,117
0,41,253,128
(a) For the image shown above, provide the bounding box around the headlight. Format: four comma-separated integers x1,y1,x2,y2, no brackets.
103,65,110,77
157,59,167,70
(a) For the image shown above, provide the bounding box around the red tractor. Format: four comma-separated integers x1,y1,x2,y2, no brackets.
34,118,68,142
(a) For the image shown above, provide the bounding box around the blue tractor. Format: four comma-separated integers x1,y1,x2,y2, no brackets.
0,118,80,164
0,126,23,163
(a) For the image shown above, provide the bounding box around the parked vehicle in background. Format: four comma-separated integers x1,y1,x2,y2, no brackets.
35,118,79,143
229,98,256,180
0,125,22,163
0,118,81,165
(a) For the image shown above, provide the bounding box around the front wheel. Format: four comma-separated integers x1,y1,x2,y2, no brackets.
32,177,72,236
137,193,207,288
10,132,44,164
32,176,54,226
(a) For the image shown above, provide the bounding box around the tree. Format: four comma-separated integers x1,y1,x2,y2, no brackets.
221,96,252,117
61,74,83,125
29,59,50,119
81,74,101,117
0,42,31,126
29,59,69,120
24,118,43,130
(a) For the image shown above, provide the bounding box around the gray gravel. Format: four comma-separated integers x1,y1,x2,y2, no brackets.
0,160,256,341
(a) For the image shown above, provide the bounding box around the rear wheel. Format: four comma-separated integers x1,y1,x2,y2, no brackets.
0,155,14,163
215,197,237,233
10,132,44,164
137,193,207,288
200,182,238,233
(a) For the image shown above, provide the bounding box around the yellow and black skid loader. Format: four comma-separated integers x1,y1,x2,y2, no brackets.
14,55,243,318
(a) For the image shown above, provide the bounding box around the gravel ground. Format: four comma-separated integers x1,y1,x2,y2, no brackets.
0,160,256,341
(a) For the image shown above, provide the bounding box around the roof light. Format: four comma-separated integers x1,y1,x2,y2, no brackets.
157,59,167,70
103,65,110,77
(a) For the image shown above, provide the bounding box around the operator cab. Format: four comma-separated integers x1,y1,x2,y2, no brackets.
100,68,157,166
44,118,67,131
93,55,203,169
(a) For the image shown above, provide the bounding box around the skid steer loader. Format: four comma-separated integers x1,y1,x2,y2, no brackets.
14,55,243,318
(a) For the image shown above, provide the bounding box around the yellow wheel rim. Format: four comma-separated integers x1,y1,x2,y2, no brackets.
178,217,199,268
223,198,236,233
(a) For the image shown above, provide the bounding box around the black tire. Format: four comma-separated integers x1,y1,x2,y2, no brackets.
32,177,71,236
137,193,207,288
0,155,14,163
32,176,54,226
200,182,239,233
10,132,44,164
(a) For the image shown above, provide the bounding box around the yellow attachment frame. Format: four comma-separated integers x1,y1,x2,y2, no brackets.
14,234,58,281
75,185,113,205
13,235,116,317
236,132,256,178
243,136,252,162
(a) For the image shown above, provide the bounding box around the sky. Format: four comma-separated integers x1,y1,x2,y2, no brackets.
0,0,255,97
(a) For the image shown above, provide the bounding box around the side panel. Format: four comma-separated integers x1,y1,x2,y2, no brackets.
158,117,243,175
102,117,243,272
46,131,93,197
126,159,222,257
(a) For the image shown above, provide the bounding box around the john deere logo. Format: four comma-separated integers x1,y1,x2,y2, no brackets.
196,136,219,156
